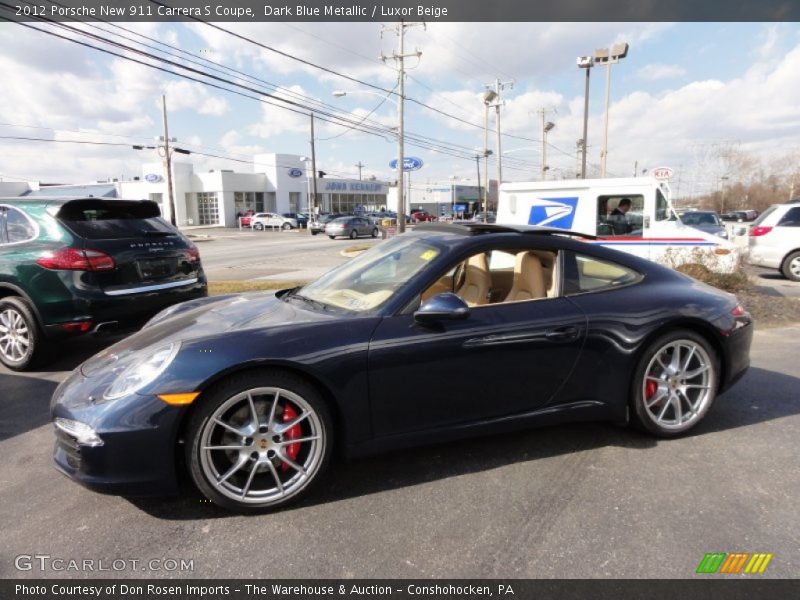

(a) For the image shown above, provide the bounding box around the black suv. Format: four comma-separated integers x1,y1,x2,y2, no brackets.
0,197,207,370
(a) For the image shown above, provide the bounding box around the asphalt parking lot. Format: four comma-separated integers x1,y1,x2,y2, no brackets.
1,231,799,579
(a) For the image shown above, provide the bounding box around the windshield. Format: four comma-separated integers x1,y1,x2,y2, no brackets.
295,236,442,312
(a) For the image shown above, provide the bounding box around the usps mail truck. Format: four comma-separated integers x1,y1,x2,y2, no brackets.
497,177,738,272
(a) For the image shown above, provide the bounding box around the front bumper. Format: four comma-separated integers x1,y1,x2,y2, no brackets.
51,376,187,496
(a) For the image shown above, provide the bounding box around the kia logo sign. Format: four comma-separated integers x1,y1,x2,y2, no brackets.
389,157,424,172
651,167,673,181
288,168,303,178
144,173,162,183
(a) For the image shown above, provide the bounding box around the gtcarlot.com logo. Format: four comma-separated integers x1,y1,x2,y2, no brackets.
14,554,194,573
696,552,773,574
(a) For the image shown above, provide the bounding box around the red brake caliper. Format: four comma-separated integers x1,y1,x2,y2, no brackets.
645,380,658,403
281,403,301,472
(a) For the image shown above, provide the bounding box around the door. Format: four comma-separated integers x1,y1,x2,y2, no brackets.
367,295,587,437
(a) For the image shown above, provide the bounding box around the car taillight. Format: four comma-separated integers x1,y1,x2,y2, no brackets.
36,248,116,271
186,242,200,262
731,304,746,317
750,226,772,237
61,321,93,333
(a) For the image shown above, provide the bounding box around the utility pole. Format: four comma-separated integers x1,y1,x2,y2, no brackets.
538,108,555,180
577,56,593,179
355,161,364,180
310,113,318,215
161,94,177,226
475,154,482,219
487,78,513,191
382,21,423,234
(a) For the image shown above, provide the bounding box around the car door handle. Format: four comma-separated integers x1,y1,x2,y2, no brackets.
545,326,580,342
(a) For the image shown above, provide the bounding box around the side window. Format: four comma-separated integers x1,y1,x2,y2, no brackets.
778,207,800,227
4,207,37,244
0,208,7,243
655,188,672,221
563,252,642,295
597,195,644,237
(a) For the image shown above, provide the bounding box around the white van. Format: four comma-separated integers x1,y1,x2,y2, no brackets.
497,177,738,272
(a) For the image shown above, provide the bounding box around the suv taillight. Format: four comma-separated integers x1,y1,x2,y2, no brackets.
750,226,773,237
36,248,116,271
186,242,200,262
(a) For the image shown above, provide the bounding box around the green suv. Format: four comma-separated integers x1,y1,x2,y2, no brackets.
0,197,207,370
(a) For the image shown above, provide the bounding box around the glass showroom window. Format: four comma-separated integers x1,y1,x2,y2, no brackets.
197,192,219,225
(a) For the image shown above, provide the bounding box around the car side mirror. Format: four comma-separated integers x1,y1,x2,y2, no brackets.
414,293,470,324
733,226,747,236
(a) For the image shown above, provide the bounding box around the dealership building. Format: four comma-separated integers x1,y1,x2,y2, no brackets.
2,153,389,228
0,152,499,226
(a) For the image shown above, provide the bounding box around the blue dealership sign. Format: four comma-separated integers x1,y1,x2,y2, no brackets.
287,168,303,178
389,157,424,171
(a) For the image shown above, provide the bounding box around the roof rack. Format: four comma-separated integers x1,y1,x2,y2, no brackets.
413,222,597,239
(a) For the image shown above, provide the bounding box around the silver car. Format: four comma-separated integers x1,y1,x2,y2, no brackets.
325,216,379,240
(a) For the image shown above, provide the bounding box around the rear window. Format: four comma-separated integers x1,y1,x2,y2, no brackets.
55,200,175,240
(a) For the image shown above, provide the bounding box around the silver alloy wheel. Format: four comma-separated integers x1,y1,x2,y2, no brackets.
789,255,800,279
0,308,31,363
642,340,715,431
198,386,324,505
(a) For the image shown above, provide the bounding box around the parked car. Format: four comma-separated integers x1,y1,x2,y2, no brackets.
470,211,497,224
309,213,346,235
746,200,800,281
238,209,256,227
410,209,437,222
0,197,207,370
282,212,309,229
51,222,752,511
251,213,297,230
722,210,758,222
678,210,728,239
325,216,379,239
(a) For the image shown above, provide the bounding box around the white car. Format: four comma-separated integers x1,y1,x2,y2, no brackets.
746,201,800,281
250,212,298,230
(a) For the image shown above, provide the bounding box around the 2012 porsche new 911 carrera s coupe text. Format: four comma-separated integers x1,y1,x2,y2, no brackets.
51,223,753,512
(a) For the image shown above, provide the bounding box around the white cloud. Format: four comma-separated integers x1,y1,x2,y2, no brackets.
637,63,687,81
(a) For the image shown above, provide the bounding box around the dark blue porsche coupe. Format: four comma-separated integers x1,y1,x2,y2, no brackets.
51,223,753,511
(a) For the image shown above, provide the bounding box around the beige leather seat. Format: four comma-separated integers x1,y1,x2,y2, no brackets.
456,253,491,306
530,250,558,297
505,252,546,302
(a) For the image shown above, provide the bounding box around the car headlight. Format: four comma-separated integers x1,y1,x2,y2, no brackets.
717,230,729,238
103,342,181,400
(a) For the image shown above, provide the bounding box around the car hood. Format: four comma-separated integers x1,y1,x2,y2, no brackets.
79,291,334,376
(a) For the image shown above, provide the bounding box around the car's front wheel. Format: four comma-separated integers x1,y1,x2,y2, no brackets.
631,330,718,437
781,250,800,282
371,228,379,238
186,370,332,512
349,230,358,239
0,297,42,371
253,223,264,231
282,223,292,230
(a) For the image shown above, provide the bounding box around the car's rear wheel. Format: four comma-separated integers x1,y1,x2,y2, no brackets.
253,223,264,231
282,223,292,230
781,250,800,282
328,235,336,240
371,228,379,238
0,297,42,371
631,330,718,437
186,370,332,512
349,230,358,239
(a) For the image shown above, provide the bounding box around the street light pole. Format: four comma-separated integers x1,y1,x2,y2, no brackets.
161,95,177,226
577,56,593,178
594,43,629,178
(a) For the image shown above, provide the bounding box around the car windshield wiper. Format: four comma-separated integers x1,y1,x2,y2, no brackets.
141,230,174,237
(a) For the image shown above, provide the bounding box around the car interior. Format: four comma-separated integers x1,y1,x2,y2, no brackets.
421,248,560,307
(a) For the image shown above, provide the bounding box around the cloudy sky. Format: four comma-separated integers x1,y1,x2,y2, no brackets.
1,20,798,198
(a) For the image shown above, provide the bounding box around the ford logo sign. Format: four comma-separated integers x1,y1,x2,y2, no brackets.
389,157,424,172
144,173,162,183
288,168,303,178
